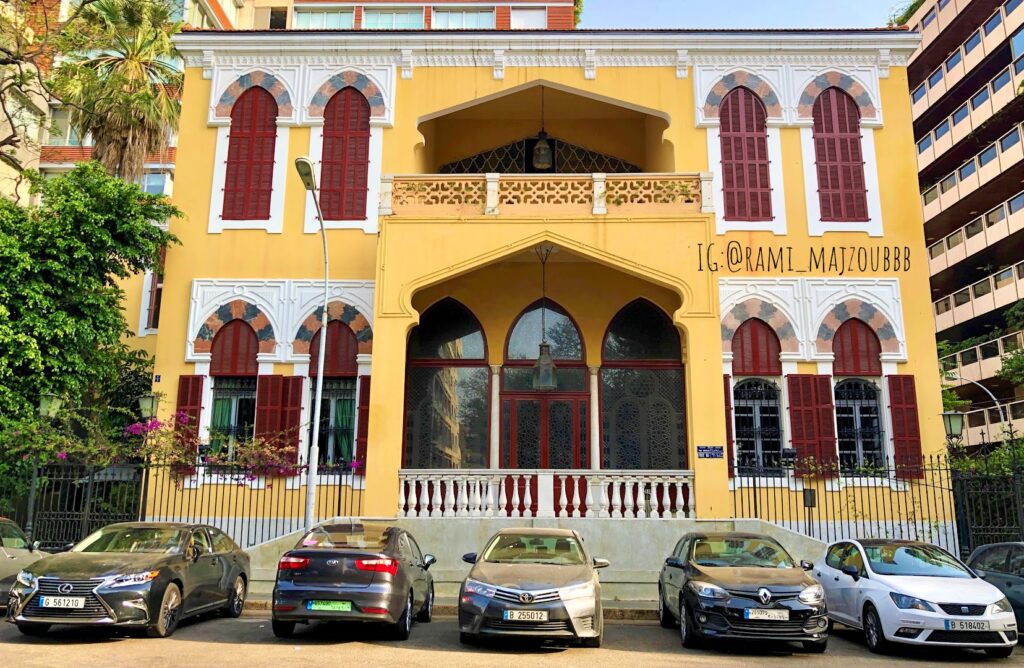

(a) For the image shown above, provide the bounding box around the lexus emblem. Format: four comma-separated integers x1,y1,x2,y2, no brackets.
758,588,772,605
57,583,74,595
518,592,535,604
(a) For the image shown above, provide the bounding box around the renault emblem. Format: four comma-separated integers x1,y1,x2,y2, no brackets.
57,583,74,595
518,592,535,604
758,588,772,605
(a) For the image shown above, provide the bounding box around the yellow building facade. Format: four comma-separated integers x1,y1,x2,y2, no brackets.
159,28,940,535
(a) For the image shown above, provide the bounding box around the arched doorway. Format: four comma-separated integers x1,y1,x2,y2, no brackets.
500,299,588,469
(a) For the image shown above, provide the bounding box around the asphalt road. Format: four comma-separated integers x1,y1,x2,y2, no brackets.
1,616,1021,668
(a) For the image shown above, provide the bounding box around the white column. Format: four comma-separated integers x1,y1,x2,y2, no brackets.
589,366,601,470
489,365,501,469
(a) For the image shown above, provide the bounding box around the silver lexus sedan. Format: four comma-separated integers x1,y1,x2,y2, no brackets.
458,528,608,647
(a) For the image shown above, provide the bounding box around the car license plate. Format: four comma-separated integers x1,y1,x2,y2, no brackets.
39,596,85,609
504,610,549,622
307,600,352,612
744,608,789,621
945,619,991,631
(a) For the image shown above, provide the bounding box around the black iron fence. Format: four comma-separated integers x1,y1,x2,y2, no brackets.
731,455,1024,558
9,462,362,550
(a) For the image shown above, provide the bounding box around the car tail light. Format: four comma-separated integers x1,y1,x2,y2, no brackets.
278,556,310,571
273,604,296,612
362,607,389,615
354,558,398,576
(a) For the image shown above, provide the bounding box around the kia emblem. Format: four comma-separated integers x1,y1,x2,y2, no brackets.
758,588,772,605
57,583,74,595
326,559,339,567
518,592,535,604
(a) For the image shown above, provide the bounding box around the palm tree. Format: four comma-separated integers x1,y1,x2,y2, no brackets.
51,0,181,181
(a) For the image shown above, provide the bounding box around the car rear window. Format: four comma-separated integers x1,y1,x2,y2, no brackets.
297,524,391,550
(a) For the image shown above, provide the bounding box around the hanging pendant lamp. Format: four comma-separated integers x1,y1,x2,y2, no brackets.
532,245,557,391
532,87,554,171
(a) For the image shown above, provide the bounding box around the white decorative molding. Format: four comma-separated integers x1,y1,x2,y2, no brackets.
303,65,396,127
877,48,892,79
207,65,301,127
401,49,414,79
706,126,787,235
676,49,690,79
584,49,597,80
493,49,505,80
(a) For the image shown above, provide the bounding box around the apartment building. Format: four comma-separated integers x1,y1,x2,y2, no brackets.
906,0,1024,444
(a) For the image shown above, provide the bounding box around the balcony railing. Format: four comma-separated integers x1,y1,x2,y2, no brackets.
397,469,695,519
962,399,1024,445
941,330,1024,385
933,260,1024,331
380,173,713,218
928,188,1024,275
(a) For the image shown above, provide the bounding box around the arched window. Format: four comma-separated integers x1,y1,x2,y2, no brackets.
222,88,278,221
732,379,783,472
601,300,686,469
309,323,359,466
404,299,489,469
834,379,883,471
720,87,772,221
321,88,371,220
209,320,259,457
832,318,882,376
504,300,585,392
731,318,782,376
812,88,869,222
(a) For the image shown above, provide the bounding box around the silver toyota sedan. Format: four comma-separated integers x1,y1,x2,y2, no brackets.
458,528,608,647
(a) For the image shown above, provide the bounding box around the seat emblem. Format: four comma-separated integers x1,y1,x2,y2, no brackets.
758,588,772,605
961,606,970,614
519,592,535,604
57,583,74,595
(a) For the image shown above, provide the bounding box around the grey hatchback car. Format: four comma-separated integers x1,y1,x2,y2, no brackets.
458,528,608,647
272,521,435,640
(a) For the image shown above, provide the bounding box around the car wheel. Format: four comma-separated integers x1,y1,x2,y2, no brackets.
16,623,50,637
272,619,295,638
582,634,602,648
392,591,413,641
459,631,477,645
863,604,889,654
802,638,828,653
985,646,1015,659
222,575,246,618
658,586,674,628
147,583,182,638
416,584,433,623
679,599,701,648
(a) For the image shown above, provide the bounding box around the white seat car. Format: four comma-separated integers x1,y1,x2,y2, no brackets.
815,539,1017,658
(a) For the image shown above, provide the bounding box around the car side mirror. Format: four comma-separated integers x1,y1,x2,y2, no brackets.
189,546,202,563
462,552,477,565
665,556,684,569
841,565,860,581
423,554,437,569
801,560,814,571
592,557,611,569
974,568,988,578
29,541,40,553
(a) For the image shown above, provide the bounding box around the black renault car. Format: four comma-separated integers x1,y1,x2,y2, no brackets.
6,522,249,637
968,542,1024,628
657,531,829,652
271,521,435,640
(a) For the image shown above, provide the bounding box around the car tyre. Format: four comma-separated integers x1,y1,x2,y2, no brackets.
658,586,675,628
985,646,1014,659
802,639,828,653
679,599,701,648
392,591,413,641
863,604,889,654
222,575,246,618
416,583,433,623
582,634,602,648
272,619,295,638
16,623,50,637
459,631,477,645
147,582,182,638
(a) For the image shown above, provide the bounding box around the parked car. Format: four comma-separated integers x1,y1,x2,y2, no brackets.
657,531,828,652
816,539,1017,658
6,522,250,638
0,519,46,616
271,520,435,640
968,543,1024,629
458,528,608,647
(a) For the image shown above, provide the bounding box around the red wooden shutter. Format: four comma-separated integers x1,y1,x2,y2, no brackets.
175,375,204,451
255,374,284,445
888,375,923,478
210,320,259,377
309,324,358,377
812,88,868,222
724,375,735,477
222,87,278,221
786,375,837,475
280,376,304,457
321,88,371,221
355,376,371,463
732,318,782,376
720,87,772,221
832,319,882,376
813,375,838,471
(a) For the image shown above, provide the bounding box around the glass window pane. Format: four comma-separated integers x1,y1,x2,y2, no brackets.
1013,26,1024,59
953,104,969,125
935,297,951,314
1009,0,1024,15
966,31,982,52
929,242,945,259
503,366,586,392
980,341,1001,358
965,217,984,237
994,68,1012,92
945,50,962,71
940,173,958,192
918,135,933,153
601,368,686,469
603,301,679,360
922,8,937,26
142,172,166,195
511,8,546,29
987,204,1007,224
364,9,423,29
507,302,583,360
408,299,485,359
959,160,977,179
995,268,1015,288
960,348,979,364
935,120,950,139
403,366,489,468
923,186,938,204
972,87,990,109
954,289,972,306
980,144,998,166
985,11,1003,35
973,278,992,297
913,85,927,102
929,68,944,87
1001,129,1021,151
947,230,963,247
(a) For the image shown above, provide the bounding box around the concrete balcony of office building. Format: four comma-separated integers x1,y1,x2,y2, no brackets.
927,188,1024,276
940,330,1024,386
932,260,1024,331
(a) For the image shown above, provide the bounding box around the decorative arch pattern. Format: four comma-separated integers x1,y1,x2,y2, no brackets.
308,71,386,118
195,300,276,354
797,71,876,120
293,300,373,355
215,70,293,118
816,298,898,354
703,71,782,119
721,298,798,354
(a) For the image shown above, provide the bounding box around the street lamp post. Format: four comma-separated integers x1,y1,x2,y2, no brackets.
295,157,329,533
945,373,1008,445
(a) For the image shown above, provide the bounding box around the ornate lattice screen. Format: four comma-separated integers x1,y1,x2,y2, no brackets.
440,137,641,174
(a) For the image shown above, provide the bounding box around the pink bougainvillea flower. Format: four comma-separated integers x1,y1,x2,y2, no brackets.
56,452,68,460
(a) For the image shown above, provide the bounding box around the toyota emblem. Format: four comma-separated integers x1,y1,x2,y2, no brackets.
57,583,74,595
757,588,772,605
518,592,535,604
